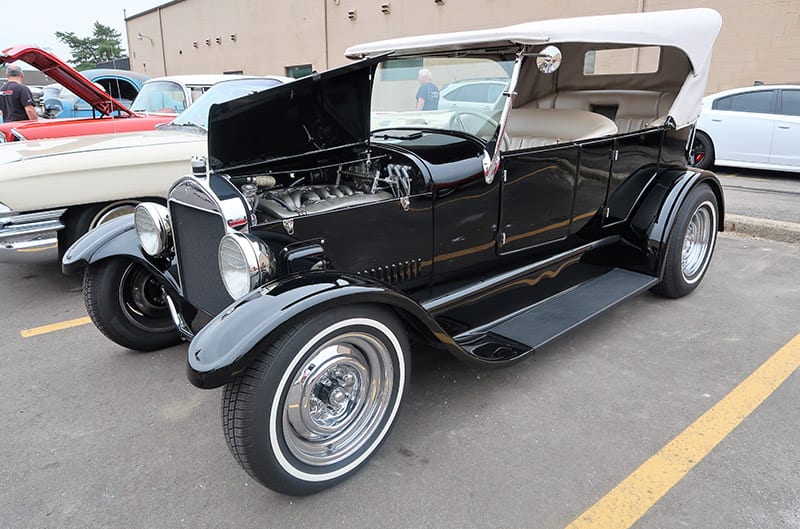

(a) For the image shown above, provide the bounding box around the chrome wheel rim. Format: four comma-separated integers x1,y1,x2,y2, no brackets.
282,331,395,467
681,200,716,284
91,201,140,229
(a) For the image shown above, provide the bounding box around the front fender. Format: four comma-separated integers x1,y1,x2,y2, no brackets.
187,271,455,389
61,214,180,291
61,215,138,274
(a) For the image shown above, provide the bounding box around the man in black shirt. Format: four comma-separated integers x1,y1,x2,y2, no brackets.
415,68,439,111
1,65,37,122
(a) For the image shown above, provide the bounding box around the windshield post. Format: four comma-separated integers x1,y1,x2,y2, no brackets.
485,47,526,184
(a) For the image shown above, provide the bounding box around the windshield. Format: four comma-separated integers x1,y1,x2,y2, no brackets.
371,56,513,141
171,78,284,129
131,80,188,114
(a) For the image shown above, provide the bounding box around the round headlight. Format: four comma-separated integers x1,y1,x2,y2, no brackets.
218,232,276,299
134,203,171,257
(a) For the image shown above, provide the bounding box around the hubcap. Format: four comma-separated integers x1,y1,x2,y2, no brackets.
118,262,173,332
282,332,394,467
681,201,715,283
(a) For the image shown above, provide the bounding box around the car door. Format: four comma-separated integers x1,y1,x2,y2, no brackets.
498,143,583,254
702,89,776,164
768,89,800,168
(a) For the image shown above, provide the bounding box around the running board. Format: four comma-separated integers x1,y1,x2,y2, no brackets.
455,268,659,364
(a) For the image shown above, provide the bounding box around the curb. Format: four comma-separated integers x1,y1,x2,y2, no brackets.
724,214,800,244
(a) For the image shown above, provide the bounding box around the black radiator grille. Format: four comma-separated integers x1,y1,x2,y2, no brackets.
169,201,232,316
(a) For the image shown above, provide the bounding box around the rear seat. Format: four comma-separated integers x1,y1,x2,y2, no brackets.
504,107,618,150
540,90,676,134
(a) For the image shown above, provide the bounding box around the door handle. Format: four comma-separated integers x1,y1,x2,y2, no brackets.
777,125,791,129
711,118,722,122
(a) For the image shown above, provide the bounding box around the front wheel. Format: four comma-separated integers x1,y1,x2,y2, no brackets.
221,305,410,495
83,257,180,351
651,184,719,299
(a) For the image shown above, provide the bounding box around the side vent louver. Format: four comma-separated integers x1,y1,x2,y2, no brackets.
360,259,422,283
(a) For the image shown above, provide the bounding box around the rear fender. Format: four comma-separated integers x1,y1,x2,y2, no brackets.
187,271,458,389
629,167,724,277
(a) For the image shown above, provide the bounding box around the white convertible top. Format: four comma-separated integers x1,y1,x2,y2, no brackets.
346,9,720,72
346,9,723,128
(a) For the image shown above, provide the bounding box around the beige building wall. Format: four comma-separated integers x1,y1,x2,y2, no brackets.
645,0,800,92
126,0,800,93
126,0,327,77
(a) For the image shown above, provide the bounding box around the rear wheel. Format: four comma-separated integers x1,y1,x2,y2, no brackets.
652,184,718,299
221,304,410,495
84,257,180,351
689,131,715,170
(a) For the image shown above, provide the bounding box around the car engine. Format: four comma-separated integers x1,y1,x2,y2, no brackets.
231,155,418,222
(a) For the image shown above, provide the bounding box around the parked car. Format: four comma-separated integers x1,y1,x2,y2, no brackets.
64,8,723,495
0,76,289,263
691,84,800,172
438,77,509,112
41,69,149,118
0,45,170,142
130,74,243,114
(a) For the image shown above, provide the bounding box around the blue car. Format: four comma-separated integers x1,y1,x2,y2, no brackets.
42,69,150,118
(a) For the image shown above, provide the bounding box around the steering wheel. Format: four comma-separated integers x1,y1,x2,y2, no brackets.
448,111,510,150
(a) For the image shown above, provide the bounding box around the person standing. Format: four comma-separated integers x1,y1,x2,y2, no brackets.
415,68,439,111
0,65,38,122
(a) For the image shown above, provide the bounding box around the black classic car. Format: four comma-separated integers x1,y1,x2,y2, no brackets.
64,9,723,494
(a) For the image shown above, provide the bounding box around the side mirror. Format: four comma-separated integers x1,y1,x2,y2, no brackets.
536,45,562,74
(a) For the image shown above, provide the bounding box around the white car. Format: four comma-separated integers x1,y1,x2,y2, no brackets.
437,78,508,112
130,74,247,114
691,84,800,172
0,76,289,264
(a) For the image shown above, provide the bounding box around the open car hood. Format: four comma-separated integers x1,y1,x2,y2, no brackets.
207,55,383,171
1,44,134,117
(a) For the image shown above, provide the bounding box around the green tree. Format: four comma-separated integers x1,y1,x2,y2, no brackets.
55,22,126,70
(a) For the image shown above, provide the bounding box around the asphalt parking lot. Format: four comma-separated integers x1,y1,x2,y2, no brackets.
2,176,799,529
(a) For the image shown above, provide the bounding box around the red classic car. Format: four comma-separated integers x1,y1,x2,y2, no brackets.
0,45,171,142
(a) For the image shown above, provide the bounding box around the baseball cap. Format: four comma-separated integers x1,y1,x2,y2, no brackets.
6,65,23,77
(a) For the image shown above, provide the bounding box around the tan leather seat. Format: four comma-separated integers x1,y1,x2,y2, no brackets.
550,90,676,133
505,107,618,150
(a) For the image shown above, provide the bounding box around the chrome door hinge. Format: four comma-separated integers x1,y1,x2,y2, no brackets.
497,231,507,246
610,149,619,161
602,207,611,219
502,169,508,182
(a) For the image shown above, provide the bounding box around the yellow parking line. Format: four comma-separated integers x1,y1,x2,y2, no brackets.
565,331,800,529
20,316,92,338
